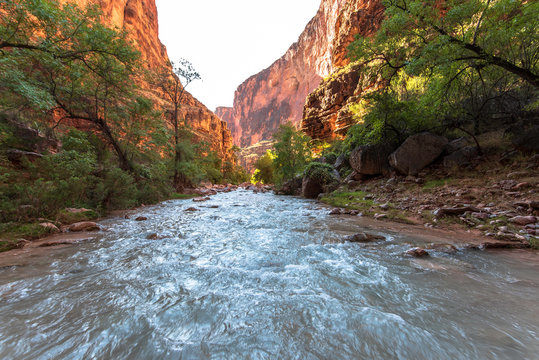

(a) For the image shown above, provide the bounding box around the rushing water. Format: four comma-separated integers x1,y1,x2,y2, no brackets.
0,191,538,360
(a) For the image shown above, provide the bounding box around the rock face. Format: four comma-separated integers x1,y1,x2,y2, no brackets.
349,143,395,176
217,0,384,148
301,1,385,141
236,140,275,173
68,0,233,160
389,133,448,176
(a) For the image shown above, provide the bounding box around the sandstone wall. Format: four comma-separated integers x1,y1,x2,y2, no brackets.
217,0,383,148
70,0,233,160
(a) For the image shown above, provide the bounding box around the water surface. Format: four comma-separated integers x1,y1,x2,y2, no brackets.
1,191,538,359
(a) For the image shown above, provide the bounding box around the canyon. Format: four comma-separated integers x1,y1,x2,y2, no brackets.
217,0,383,149
71,0,233,160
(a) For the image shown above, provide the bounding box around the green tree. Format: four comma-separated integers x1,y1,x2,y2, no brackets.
0,0,150,173
253,151,274,184
272,124,312,184
349,0,538,87
155,59,201,188
345,0,538,149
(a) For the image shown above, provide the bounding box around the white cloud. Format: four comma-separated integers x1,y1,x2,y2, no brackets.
156,0,320,111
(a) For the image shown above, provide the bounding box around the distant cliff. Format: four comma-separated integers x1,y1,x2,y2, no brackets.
217,0,383,148
70,0,233,160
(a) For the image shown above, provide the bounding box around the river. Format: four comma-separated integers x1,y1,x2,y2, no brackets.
0,190,538,359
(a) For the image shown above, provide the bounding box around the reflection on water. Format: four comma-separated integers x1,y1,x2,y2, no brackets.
0,191,538,359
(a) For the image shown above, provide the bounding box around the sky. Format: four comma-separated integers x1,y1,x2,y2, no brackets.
155,0,321,111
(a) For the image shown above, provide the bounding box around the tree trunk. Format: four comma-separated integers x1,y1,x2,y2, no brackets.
97,118,134,173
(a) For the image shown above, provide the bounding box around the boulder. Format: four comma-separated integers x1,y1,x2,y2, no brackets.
349,143,395,176
185,207,199,212
508,216,536,226
389,133,448,175
406,247,429,257
277,176,302,195
425,243,458,253
135,216,148,221
334,154,349,171
69,221,100,232
344,232,385,243
302,163,340,199
445,137,470,153
443,146,478,168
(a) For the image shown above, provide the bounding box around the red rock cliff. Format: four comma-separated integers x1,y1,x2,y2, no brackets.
70,0,233,160
217,0,383,148
301,0,384,141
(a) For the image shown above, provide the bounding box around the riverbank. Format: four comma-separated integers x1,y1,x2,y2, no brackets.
1,183,537,269
318,154,539,251
0,183,272,255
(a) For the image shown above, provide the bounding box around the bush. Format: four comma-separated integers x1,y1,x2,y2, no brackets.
253,151,274,184
303,162,338,185
272,123,312,185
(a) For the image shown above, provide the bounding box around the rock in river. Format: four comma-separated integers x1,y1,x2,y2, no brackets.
69,222,100,232
344,232,385,243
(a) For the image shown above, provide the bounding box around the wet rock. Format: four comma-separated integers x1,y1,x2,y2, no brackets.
68,222,100,232
344,232,385,243
349,143,395,176
329,208,342,215
508,216,536,226
39,222,60,233
480,242,531,250
425,243,458,253
135,216,148,221
389,133,448,176
146,233,160,240
406,247,429,257
185,207,199,212
193,197,211,202
374,213,387,220
530,201,539,210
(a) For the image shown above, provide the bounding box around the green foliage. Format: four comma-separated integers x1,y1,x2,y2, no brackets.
253,151,274,184
56,210,98,225
422,178,454,190
345,0,538,149
303,162,338,185
222,161,250,184
272,123,312,184
320,191,373,210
